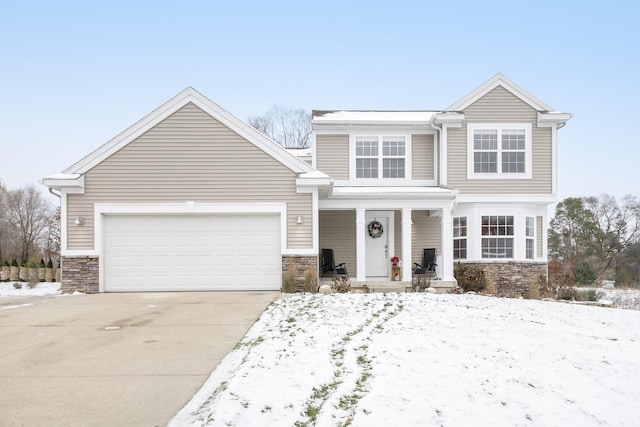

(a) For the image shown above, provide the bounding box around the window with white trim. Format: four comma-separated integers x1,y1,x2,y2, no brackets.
467,123,532,179
453,217,467,260
526,216,535,259
481,215,514,258
355,136,405,178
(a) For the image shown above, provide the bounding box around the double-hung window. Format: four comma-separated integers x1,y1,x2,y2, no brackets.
355,136,406,179
453,217,467,260
525,216,535,259
481,215,514,258
467,123,532,179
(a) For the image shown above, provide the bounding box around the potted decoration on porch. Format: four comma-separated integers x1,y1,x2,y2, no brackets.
390,256,401,281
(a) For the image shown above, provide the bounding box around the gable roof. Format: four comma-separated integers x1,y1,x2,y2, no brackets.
446,73,556,112
63,87,316,176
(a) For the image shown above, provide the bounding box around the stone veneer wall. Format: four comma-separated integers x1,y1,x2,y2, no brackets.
461,262,547,298
61,256,99,294
282,255,319,292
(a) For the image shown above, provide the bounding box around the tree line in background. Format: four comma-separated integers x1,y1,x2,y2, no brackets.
0,182,59,270
549,194,640,286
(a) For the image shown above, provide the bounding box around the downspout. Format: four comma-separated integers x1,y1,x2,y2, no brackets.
429,117,442,186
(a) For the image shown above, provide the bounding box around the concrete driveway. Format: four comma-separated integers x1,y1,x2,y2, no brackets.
0,291,278,426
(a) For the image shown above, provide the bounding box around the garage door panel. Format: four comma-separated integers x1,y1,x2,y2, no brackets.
103,214,281,292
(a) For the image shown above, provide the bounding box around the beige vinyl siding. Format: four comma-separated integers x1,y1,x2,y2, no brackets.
411,134,435,180
394,211,402,260
411,211,441,264
319,210,357,277
447,86,553,194
536,216,543,258
316,134,349,179
67,103,312,250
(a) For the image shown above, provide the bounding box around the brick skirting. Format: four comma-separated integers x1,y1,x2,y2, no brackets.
61,256,99,294
460,261,547,298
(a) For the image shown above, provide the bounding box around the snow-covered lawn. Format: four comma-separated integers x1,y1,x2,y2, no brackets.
171,293,640,427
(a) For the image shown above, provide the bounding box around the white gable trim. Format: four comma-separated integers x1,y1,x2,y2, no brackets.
446,73,555,112
63,87,315,175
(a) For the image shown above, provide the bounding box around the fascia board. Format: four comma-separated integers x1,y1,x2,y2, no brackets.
64,87,314,176
39,174,85,191
537,112,573,127
446,73,554,112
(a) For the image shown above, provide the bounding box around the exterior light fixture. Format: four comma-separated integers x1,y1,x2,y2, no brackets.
74,216,85,225
296,215,304,224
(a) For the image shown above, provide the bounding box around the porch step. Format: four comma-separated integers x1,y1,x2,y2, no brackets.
361,281,411,293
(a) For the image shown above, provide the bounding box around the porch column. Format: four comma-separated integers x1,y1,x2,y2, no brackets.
356,208,366,281
440,207,455,281
401,208,412,282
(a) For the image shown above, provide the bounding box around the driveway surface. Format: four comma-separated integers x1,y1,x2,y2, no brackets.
0,291,278,426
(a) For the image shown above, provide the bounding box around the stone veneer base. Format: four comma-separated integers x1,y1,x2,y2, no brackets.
61,256,99,294
282,255,319,292
460,261,547,298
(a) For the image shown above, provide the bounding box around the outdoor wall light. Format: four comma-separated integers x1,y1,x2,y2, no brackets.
296,215,304,224
74,216,85,225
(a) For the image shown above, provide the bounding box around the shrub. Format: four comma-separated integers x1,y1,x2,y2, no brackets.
548,259,574,286
537,274,555,299
574,261,596,286
2,260,9,267
46,259,53,269
527,280,540,300
39,258,45,268
557,286,579,301
11,259,18,267
304,266,317,293
454,263,488,293
281,265,297,293
577,288,604,302
332,275,351,293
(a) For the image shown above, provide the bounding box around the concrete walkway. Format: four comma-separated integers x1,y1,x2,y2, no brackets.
0,291,278,426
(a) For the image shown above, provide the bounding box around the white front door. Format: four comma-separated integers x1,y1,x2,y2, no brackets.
365,213,392,278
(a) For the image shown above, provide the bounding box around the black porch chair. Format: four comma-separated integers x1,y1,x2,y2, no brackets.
412,248,437,289
320,249,349,279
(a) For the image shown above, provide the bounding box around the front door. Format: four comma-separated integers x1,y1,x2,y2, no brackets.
365,212,392,278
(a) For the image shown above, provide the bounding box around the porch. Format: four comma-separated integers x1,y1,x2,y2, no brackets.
318,207,457,288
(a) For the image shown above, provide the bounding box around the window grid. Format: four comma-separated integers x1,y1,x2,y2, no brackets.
526,217,535,259
453,217,467,260
355,136,406,179
482,216,514,259
473,128,527,174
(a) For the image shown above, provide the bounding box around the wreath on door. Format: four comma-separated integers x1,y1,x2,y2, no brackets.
367,220,384,238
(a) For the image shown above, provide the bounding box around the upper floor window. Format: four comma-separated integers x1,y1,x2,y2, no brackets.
467,123,532,179
355,136,406,179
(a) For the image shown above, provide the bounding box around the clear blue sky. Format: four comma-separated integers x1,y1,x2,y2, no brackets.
1,0,638,203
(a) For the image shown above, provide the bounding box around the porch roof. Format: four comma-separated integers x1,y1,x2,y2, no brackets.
326,186,458,199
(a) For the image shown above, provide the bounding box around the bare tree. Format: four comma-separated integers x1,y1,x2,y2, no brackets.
4,185,53,262
248,105,311,148
45,206,61,264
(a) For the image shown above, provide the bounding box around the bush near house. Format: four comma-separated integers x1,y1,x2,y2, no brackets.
454,263,487,293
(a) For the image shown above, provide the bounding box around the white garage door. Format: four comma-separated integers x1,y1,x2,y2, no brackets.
103,214,281,292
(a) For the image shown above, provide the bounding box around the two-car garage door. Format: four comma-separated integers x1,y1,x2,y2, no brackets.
103,214,281,292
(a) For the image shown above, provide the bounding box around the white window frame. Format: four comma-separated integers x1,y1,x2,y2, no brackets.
525,216,535,260
349,133,412,182
481,215,514,259
453,216,467,260
467,123,532,180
